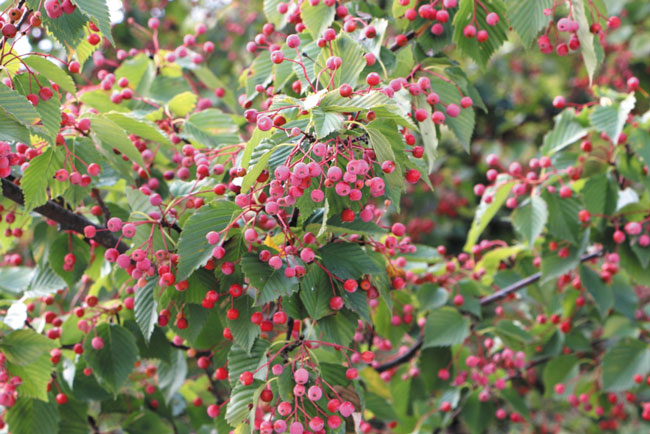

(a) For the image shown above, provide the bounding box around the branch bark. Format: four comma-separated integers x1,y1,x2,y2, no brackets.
478,250,603,306
1,178,129,253
374,249,603,372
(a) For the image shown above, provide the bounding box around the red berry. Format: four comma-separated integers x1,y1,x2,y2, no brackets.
240,370,254,386
56,393,68,405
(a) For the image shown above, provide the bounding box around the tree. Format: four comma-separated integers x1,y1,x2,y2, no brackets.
0,0,648,432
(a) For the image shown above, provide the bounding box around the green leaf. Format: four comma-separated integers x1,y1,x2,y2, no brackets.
429,76,475,149
10,74,61,143
115,53,154,91
542,355,579,397
22,148,57,212
452,0,508,68
0,83,40,127
158,349,188,403
7,354,54,401
226,381,264,426
301,0,335,39
71,0,114,45
90,116,146,168
317,34,365,88
464,175,515,252
22,56,76,94
229,297,261,353
574,0,599,84
318,308,357,346
241,144,291,193
590,94,636,143
180,108,240,147
123,410,174,434
579,265,613,318
416,94,438,173
175,201,240,281
507,0,553,47
512,195,547,248
582,172,618,215
241,252,299,305
417,284,449,311
105,112,172,147
49,233,90,287
494,320,532,344
602,339,650,391
366,121,406,207
424,307,470,348
25,0,88,54
227,338,270,387
80,90,129,113
48,233,90,288
134,279,158,343
0,109,32,143
300,264,334,320
311,108,344,138
460,391,495,434
83,323,138,395
541,229,590,283
263,0,289,28
57,398,89,434
320,242,381,280
168,91,198,117
541,109,590,156
0,329,54,366
543,191,581,244
5,397,59,434
501,388,529,420
305,214,387,237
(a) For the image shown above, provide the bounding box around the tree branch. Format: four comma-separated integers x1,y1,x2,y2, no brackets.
374,249,603,372
389,31,415,52
1,178,129,253
375,335,423,373
478,250,603,306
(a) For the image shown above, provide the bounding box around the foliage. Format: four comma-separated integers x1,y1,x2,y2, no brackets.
0,0,649,433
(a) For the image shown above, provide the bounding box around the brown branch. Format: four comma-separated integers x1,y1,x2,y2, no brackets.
374,249,603,373
479,250,603,306
375,335,423,373
1,178,129,253
389,31,415,52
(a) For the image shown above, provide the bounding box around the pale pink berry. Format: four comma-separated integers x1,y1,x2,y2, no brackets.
91,336,104,350
294,367,309,384
308,385,322,401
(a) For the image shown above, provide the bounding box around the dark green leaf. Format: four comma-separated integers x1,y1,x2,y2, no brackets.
83,323,138,395
541,109,589,156
175,201,240,281
300,264,334,320
452,0,508,68
320,242,381,280
512,195,547,248
0,329,54,366
507,0,553,47
134,279,158,343
589,94,635,143
424,307,469,348
579,265,613,318
602,339,650,391
71,0,114,45
5,397,59,434
241,252,299,305
228,338,270,387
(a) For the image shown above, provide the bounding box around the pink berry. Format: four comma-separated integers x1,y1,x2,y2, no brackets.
91,336,104,350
